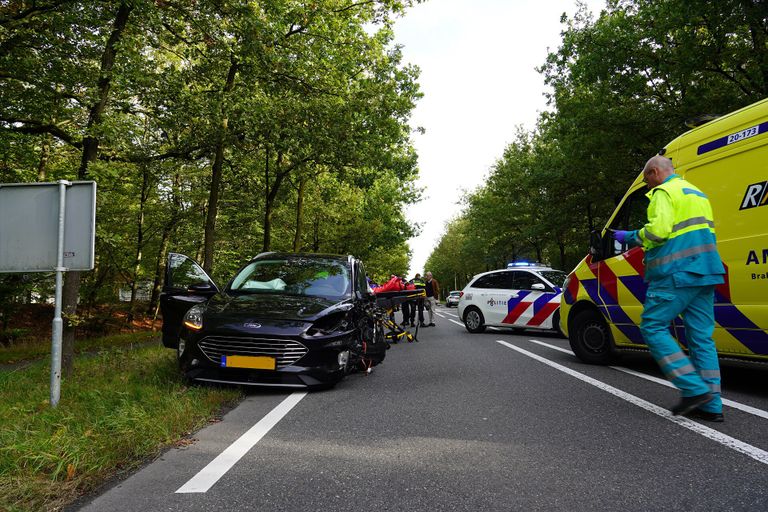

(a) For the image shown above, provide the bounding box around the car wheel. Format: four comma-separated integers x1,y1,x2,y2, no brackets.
463,307,486,333
569,309,615,364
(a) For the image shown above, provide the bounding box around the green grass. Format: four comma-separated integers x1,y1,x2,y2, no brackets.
0,331,158,365
0,345,244,511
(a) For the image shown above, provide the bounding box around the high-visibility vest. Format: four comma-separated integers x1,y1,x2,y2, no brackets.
637,175,725,282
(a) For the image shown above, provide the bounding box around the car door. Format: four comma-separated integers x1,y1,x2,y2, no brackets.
159,253,219,348
479,271,515,325
506,271,556,328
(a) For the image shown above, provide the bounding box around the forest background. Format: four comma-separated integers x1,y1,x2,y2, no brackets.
0,0,422,372
425,0,768,292
2,1,768,362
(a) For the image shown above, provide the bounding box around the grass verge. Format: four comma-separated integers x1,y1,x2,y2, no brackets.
0,332,159,365
0,343,244,511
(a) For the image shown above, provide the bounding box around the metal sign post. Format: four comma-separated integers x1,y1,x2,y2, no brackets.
0,180,96,408
50,180,68,407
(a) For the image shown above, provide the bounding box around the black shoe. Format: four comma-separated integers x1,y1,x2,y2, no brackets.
428,322,435,326
687,408,724,423
419,323,427,327
670,393,713,416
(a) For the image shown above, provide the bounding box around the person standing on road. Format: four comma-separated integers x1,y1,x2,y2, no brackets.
613,155,725,422
424,271,440,327
412,273,426,327
401,276,415,326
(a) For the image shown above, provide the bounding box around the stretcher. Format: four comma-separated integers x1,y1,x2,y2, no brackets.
374,289,426,343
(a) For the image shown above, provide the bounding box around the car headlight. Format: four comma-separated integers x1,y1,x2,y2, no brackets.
306,311,351,337
183,304,205,331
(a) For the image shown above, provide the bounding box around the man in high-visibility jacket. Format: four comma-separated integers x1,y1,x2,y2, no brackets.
614,155,725,422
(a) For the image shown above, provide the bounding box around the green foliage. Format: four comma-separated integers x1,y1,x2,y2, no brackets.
0,1,422,307
426,0,768,287
0,344,243,511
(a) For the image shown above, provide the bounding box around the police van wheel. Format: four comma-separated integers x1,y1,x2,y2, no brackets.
464,307,486,334
569,310,615,364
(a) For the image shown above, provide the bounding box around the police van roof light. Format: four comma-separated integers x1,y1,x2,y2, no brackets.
507,261,538,268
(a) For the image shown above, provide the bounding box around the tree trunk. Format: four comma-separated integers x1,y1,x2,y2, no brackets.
61,2,132,376
558,238,566,270
293,178,306,252
127,165,150,324
202,60,238,274
148,223,172,319
741,0,768,96
37,134,50,181
263,151,286,252
312,214,320,252
148,174,182,317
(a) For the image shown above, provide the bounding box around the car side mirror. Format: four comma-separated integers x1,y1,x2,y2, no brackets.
188,282,216,293
531,283,546,291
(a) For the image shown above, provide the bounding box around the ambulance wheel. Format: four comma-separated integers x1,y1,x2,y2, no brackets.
463,307,486,333
569,310,615,364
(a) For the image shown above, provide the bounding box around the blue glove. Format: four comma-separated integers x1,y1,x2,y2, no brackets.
613,230,631,244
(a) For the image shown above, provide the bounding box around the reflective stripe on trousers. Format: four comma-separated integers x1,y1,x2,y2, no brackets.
640,283,722,413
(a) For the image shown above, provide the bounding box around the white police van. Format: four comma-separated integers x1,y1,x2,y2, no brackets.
458,262,567,334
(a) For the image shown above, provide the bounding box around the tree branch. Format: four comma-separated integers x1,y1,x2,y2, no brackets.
0,118,81,148
0,0,70,26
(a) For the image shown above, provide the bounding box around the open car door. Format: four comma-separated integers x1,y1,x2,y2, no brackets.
160,253,219,348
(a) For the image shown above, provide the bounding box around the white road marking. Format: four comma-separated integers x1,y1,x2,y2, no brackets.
435,311,464,327
176,392,307,493
527,338,768,421
443,311,459,318
611,366,768,421
528,338,572,354
497,340,768,466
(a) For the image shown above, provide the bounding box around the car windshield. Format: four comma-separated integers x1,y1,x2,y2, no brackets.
449,291,461,296
228,258,351,299
540,270,568,288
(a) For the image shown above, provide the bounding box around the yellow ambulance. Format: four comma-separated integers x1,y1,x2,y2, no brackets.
561,97,768,364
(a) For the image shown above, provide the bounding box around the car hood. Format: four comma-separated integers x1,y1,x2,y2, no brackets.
204,293,351,323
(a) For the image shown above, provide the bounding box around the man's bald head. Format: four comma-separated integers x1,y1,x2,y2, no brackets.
642,155,674,188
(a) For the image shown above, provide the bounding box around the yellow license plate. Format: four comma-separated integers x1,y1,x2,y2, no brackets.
221,355,276,370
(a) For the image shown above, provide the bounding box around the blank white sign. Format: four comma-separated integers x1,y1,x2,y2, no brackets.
0,181,96,272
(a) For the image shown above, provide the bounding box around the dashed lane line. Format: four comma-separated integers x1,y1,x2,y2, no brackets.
527,338,768,421
497,340,768,466
434,312,464,327
176,392,307,493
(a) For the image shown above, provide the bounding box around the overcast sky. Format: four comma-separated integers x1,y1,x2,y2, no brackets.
393,0,605,277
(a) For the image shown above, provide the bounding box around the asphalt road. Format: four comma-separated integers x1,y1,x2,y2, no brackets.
75,305,768,511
